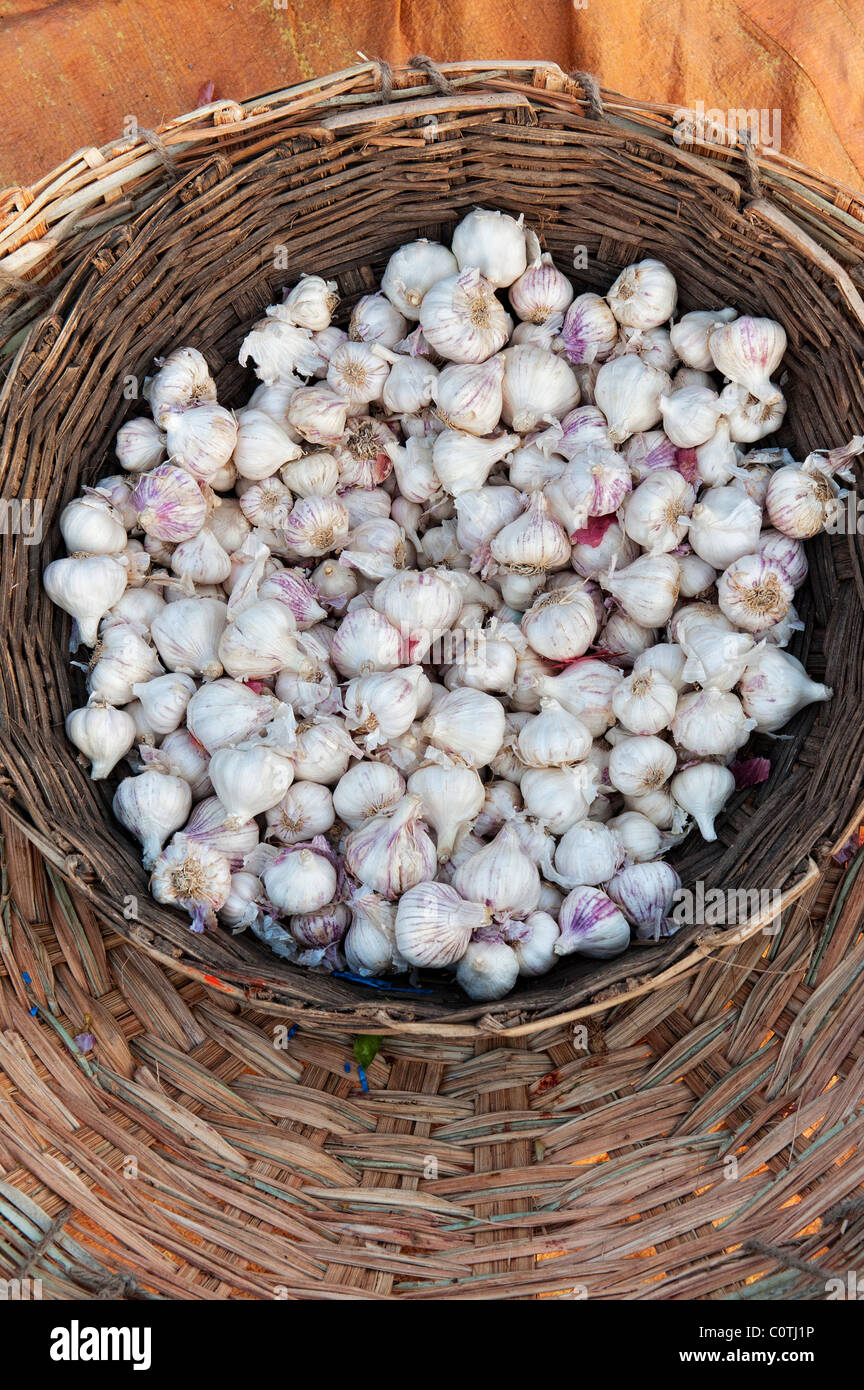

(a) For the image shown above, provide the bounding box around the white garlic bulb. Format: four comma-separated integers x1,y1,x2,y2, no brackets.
452,824,540,917
500,346,580,432
132,672,196,736
395,880,489,967
116,417,166,473
505,912,560,976
345,794,436,899
554,819,623,888
209,745,295,827
765,466,841,539
264,845,337,914
671,688,755,756
670,762,735,841
407,758,485,861
145,347,217,428
555,886,630,959
558,293,618,365
687,485,762,569
659,386,722,448
669,308,736,371
44,555,128,647
282,274,339,330
344,893,406,976
265,781,335,845
602,553,680,627
66,698,136,780
678,621,755,691
451,208,527,288
382,240,459,319
607,861,681,937
708,315,786,402
113,770,192,868
419,268,511,363
608,735,676,798
717,553,794,633
60,494,127,556
186,678,280,752
738,647,832,733
510,241,574,323
521,585,598,661
350,292,407,348
455,933,520,1000
607,811,663,864
607,259,677,330
622,469,695,553
517,698,592,767
612,667,678,735
594,355,671,444
520,763,599,833
150,834,231,930
422,688,506,768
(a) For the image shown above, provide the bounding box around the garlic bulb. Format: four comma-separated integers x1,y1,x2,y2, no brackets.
455,934,520,1000
220,871,263,930
607,861,681,937
422,688,506,767
721,384,787,443
165,403,237,482
331,607,404,676
607,259,677,330
290,901,350,949
113,770,192,868
186,678,280,752
60,495,127,556
88,625,163,705
395,880,489,967
326,341,392,405
554,819,623,888
687,485,762,569
672,688,755,756
433,358,503,435
407,758,485,860
520,763,599,833
451,208,527,288
510,243,574,323
708,315,786,402
558,293,618,365
607,811,663,864
344,668,422,751
150,597,226,679
490,492,571,571
140,727,211,798
500,346,580,432
756,529,808,588
291,715,360,783
372,568,462,661
669,308,736,371
633,643,688,692
608,735,676,797
44,555,128,647
532,659,622,736
432,429,519,496
264,845,337,914
473,780,522,837
765,466,841,539
555,886,630,959
170,527,231,586
659,386,722,448
612,667,678,735
209,745,295,827
280,450,340,498
621,429,678,479
678,621,755,690
145,347,216,428
383,356,439,415
333,761,405,828
677,550,717,598
594,356,670,444
131,465,208,542
286,386,351,446
717,553,794,632
66,698,136,779
382,240,459,319
505,912,560,976
603,554,680,627
150,834,230,931
419,268,511,363
738,647,832,733
185,797,259,868
670,762,735,841
452,824,540,917
116,417,166,473
350,292,407,348
455,486,523,563
344,893,406,976
344,794,436,898
521,585,598,660
265,781,335,845
622,469,695,553
517,698,592,767
132,672,196,736
218,600,308,681
282,274,339,330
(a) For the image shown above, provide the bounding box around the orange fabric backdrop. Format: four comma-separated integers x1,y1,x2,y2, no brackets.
1,0,863,191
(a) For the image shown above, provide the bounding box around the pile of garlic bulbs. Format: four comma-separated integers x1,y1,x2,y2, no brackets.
45,208,851,1002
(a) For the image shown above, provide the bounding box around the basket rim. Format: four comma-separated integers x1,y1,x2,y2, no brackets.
2,60,864,1036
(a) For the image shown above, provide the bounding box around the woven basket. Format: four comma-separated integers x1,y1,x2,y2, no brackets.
2,59,863,1038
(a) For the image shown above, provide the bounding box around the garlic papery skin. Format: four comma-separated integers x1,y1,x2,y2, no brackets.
341,518,410,582
233,409,302,480
756,529,808,588
738,647,833,733
131,464,209,543
419,268,511,363
608,735,676,798
670,762,735,841
554,819,624,888
510,245,574,323
621,468,695,554
558,293,618,365
517,698,592,767
165,403,237,482
720,383,787,443
505,912,560,976
520,763,599,834
286,386,351,446
280,451,340,499
571,519,639,580
170,527,232,586
765,466,840,539
607,259,677,330
594,355,671,444
394,880,489,967
678,621,755,690
186,678,280,752
331,607,404,676
422,688,506,768
258,570,326,630
344,668,422,751
382,240,459,319
132,672,196,736
555,886,630,959
145,347,217,429
500,346,580,432
520,585,598,661
717,553,794,633
88,625,163,706
434,357,504,435
607,811,663,864
66,698,136,779
607,861,681,937
291,716,360,784
669,308,736,371
326,341,392,405
383,356,439,414
432,429,519,497
113,770,192,869
451,208,527,288
60,495,127,556
140,727,212,798
708,315,786,402
265,781,335,844
150,834,231,930
333,761,405,829
345,793,436,899
407,759,485,860
455,485,523,564
611,667,678,735
344,893,405,976
218,600,307,681
693,419,738,487
603,553,680,628
185,796,260,869
533,660,623,736
350,292,407,348
282,274,339,331
150,597,226,679
209,745,295,827
473,779,522,838
677,551,717,598
672,688,755,755
44,555,128,647
687,485,762,569
452,823,541,917
208,497,251,554
263,846,337,914
219,871,263,930
456,934,520,1000
659,386,722,448
490,491,571,572
116,417,166,473
373,568,462,661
